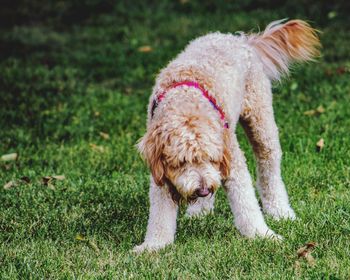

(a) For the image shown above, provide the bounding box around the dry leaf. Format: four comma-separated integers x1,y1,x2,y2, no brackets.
303,109,316,116
324,69,333,76
89,143,105,153
4,176,31,189
297,242,317,267
4,164,11,170
42,175,64,189
4,180,18,189
42,176,52,185
305,254,316,266
297,242,316,257
316,138,324,152
1,153,18,162
304,105,325,116
294,260,301,277
76,233,87,241
316,105,325,114
336,66,346,75
99,132,110,140
138,45,152,53
125,87,132,94
52,175,65,180
20,176,31,183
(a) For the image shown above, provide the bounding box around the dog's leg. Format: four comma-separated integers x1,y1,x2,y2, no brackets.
224,135,281,239
240,80,296,220
133,177,178,253
185,194,215,218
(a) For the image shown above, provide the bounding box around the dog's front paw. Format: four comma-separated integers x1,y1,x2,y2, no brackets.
132,241,171,254
235,219,283,241
264,205,296,221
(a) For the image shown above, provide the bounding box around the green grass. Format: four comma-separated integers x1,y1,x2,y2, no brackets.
1,1,350,279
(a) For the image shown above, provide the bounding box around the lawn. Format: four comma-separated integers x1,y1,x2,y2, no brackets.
0,1,349,279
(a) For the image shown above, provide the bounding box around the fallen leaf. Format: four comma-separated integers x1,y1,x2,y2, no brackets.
76,233,87,241
1,153,18,162
297,242,316,257
42,176,52,185
125,87,133,94
297,242,317,267
138,45,152,53
89,143,105,153
42,175,64,189
336,66,346,75
303,109,316,116
52,175,65,180
316,138,324,152
4,164,12,170
3,180,18,189
304,105,325,116
316,105,325,114
20,176,31,183
324,69,333,76
305,253,316,266
99,132,110,140
294,260,301,277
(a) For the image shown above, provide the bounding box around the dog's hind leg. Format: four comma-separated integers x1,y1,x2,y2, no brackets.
133,176,178,253
240,77,296,220
224,134,281,239
185,194,215,218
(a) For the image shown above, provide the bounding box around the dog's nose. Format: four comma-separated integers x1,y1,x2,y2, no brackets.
195,187,211,197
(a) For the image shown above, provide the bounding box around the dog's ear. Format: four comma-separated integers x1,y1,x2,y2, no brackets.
220,131,231,179
137,127,165,186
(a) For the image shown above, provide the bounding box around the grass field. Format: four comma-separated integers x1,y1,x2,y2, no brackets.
1,1,349,279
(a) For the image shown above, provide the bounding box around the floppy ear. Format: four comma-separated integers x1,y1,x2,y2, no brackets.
220,131,231,179
137,128,165,186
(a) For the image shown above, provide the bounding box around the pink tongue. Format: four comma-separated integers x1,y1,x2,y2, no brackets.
196,188,210,197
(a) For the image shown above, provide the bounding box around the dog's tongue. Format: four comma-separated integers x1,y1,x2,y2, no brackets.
196,187,210,197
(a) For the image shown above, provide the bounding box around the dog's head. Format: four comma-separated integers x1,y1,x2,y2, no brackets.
138,111,231,202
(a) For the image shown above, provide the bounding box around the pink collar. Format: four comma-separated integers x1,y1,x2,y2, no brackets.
151,81,229,128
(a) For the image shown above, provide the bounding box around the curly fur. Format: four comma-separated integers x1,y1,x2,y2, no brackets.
133,19,320,253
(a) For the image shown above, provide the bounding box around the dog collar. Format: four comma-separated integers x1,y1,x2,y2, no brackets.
151,81,229,129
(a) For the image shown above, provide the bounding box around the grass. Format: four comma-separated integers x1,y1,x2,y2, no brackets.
0,1,350,279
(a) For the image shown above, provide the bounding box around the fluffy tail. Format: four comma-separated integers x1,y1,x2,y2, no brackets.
248,19,321,81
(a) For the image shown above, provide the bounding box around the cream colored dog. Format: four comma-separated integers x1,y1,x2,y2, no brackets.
134,19,320,253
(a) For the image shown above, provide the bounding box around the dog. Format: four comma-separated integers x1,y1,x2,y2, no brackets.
134,19,320,253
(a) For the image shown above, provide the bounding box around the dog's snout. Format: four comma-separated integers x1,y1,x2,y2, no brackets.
194,186,213,197
192,178,214,198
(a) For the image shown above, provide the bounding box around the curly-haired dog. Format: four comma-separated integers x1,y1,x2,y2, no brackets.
134,19,320,253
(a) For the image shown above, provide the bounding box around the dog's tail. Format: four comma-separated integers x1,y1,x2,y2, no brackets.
247,19,321,81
